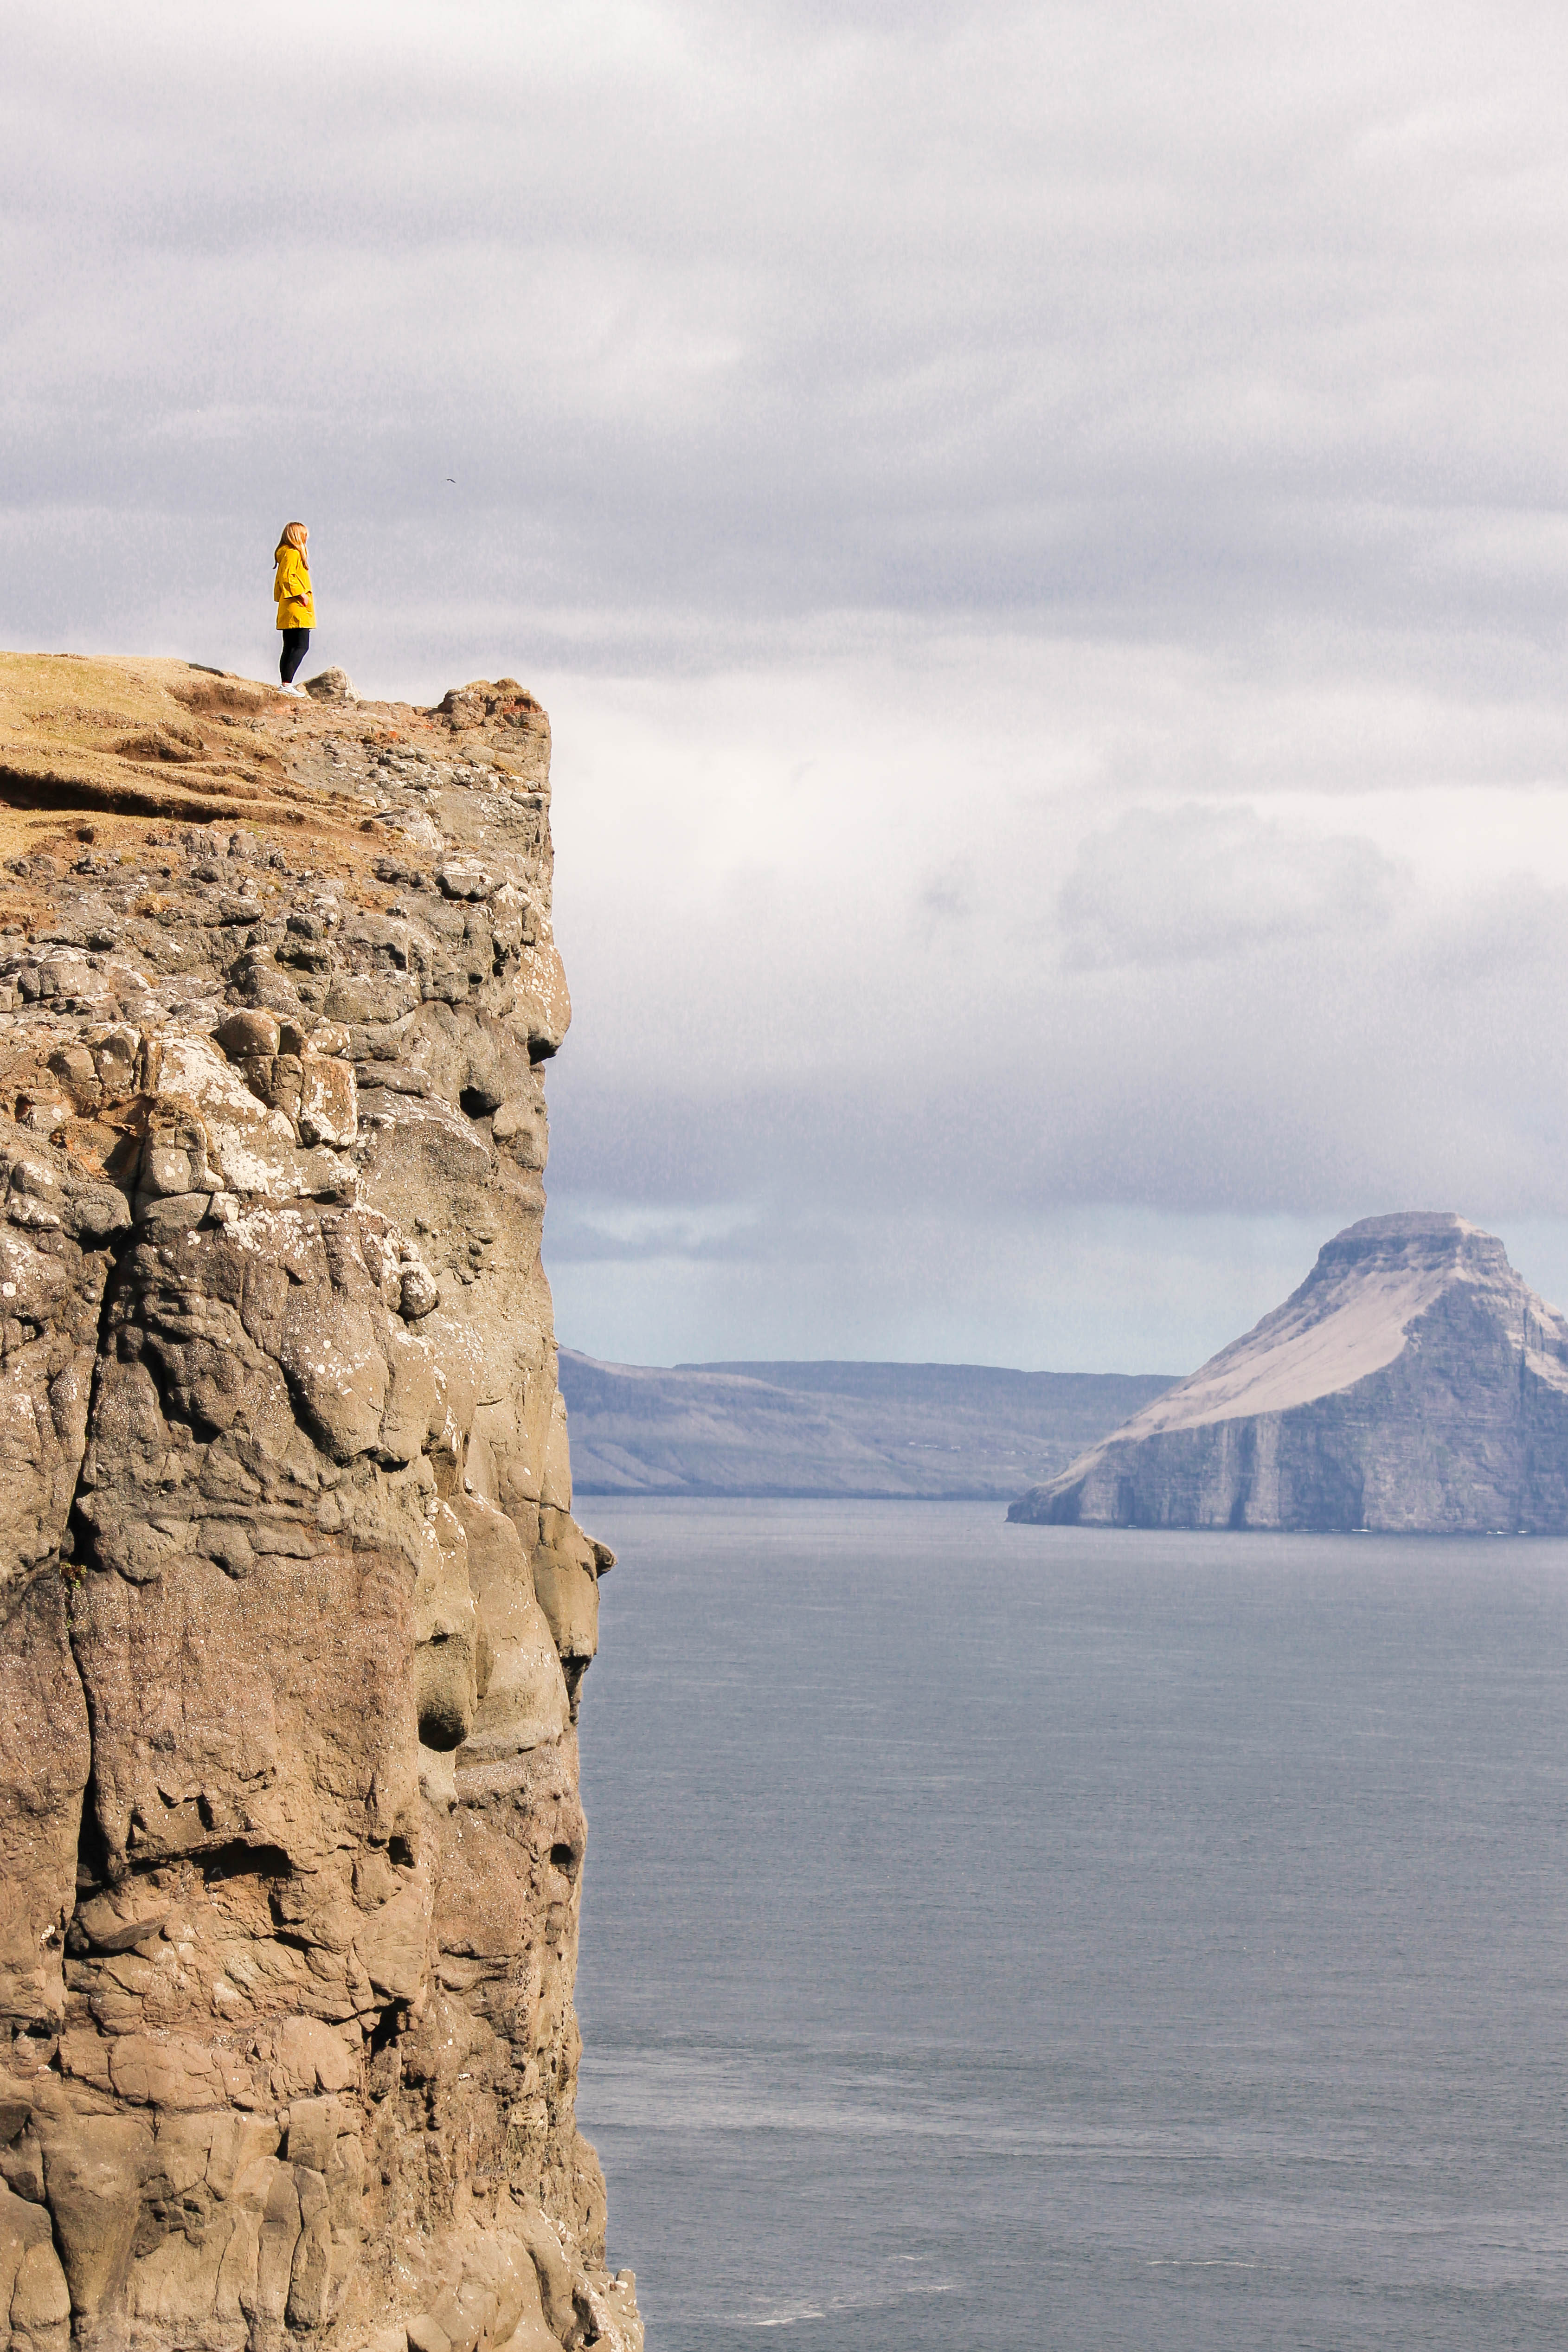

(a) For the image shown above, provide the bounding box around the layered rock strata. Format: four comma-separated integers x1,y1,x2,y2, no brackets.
0,654,640,2352
1011,1211,1568,1532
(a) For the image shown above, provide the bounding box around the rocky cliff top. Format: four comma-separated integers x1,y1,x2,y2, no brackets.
0,654,641,2352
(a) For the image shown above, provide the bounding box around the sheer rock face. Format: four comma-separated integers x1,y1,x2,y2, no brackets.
0,655,639,2352
1010,1212,1568,1533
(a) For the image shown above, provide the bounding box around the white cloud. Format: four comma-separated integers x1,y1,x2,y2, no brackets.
8,0,1568,1360
1055,804,1403,969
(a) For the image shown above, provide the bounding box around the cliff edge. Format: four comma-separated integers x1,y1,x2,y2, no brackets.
0,654,641,2352
1009,1212,1568,1533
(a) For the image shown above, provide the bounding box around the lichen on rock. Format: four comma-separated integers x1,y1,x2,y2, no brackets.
0,653,640,2352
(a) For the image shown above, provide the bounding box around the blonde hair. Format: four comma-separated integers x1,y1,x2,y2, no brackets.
274,521,309,559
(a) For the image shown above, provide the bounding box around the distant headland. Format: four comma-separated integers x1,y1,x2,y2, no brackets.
559,1353,1176,1500
1010,1213,1568,1534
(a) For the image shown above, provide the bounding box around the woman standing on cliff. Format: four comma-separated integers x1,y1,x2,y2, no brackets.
273,521,314,690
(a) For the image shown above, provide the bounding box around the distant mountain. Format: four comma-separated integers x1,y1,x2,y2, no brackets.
1010,1212,1568,1533
558,1353,1177,1500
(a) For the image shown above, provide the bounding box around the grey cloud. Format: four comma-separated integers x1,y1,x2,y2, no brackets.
1055,804,1403,969
10,0,1568,669
10,0,1568,1362
543,1183,1349,1376
546,867,1568,1226
917,864,975,932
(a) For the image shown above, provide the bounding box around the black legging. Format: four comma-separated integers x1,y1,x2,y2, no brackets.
280,627,311,685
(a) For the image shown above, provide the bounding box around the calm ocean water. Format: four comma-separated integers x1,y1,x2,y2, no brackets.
572,1499,1568,2351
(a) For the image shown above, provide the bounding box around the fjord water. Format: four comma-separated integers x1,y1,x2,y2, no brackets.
573,1501,1568,2350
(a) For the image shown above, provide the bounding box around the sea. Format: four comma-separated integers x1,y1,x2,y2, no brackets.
572,1498,1568,2351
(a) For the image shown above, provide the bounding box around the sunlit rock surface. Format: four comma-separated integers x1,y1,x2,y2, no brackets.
1010,1213,1568,1533
0,653,638,2352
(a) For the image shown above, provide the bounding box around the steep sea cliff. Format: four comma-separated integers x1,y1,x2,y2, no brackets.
1012,1211,1568,1533
0,655,639,2352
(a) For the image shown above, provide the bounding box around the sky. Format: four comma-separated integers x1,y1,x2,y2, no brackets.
8,0,1568,1369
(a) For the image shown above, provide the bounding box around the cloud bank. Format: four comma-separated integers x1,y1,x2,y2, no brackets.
6,0,1568,1362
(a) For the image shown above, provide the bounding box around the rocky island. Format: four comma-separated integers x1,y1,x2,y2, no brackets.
0,654,640,2352
1010,1211,1568,1533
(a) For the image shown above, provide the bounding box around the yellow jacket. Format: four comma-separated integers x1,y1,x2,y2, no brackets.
274,545,315,630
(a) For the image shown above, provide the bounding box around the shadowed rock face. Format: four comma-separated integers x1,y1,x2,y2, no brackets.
0,655,639,2352
1010,1212,1568,1534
